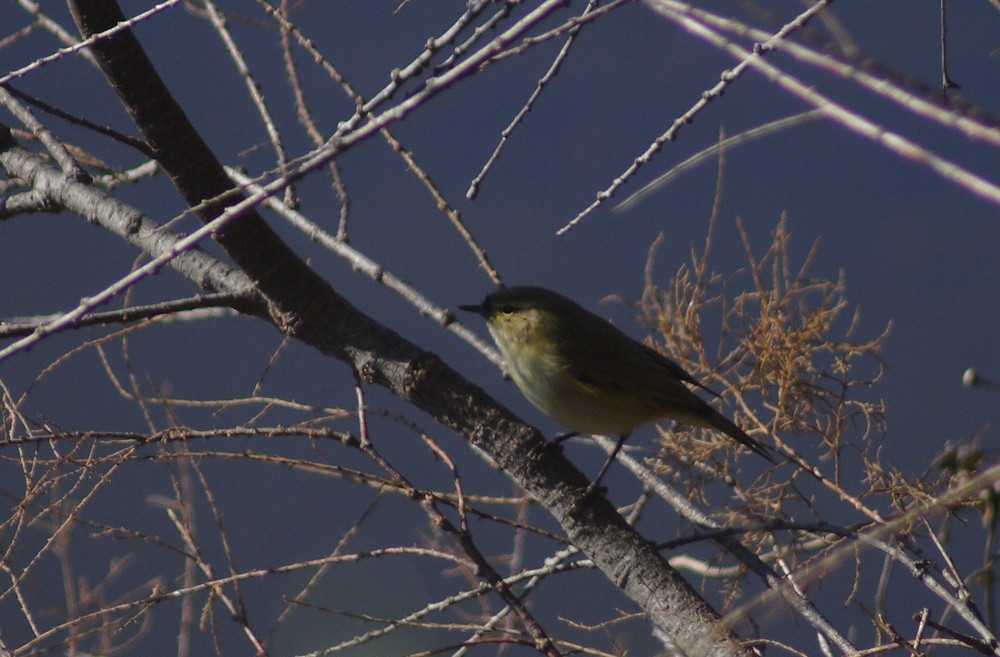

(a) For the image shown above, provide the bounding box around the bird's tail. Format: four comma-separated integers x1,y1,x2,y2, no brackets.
707,412,776,463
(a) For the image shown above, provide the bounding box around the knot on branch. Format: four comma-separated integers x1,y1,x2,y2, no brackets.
268,303,302,335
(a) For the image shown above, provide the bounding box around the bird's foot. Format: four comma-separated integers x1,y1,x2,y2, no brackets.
539,431,579,458
536,439,564,458
568,480,608,514
582,480,608,499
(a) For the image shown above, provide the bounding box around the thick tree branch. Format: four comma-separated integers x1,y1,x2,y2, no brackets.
0,127,258,300
60,1,757,654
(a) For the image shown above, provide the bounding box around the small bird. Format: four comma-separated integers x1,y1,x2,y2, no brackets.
460,285,774,490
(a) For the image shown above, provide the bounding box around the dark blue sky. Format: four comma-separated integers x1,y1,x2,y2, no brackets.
2,1,999,654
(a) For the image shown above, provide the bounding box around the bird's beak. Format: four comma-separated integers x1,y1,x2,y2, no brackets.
458,303,487,317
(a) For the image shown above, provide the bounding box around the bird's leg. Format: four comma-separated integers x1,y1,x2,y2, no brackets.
542,431,579,456
536,431,578,458
553,431,580,444
583,432,630,497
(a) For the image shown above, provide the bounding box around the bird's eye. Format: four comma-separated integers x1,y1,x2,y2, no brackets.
500,304,515,314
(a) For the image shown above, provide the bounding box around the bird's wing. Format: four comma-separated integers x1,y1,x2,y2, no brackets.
558,320,707,408
559,319,775,462
637,342,719,397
